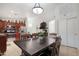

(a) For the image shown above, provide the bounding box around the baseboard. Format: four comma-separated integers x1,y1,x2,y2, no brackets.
61,44,78,49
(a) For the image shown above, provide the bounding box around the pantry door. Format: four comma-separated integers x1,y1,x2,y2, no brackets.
67,18,79,48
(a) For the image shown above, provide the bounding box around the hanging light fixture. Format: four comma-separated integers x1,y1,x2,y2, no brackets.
32,3,44,14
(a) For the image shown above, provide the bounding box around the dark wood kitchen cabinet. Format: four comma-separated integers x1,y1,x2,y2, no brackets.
0,34,7,55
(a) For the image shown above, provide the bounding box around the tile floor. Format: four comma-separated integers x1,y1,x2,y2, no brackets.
2,38,79,56
3,38,21,56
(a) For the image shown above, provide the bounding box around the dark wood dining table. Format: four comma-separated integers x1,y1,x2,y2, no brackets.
14,37,55,56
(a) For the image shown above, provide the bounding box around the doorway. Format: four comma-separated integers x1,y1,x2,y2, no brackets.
48,20,56,34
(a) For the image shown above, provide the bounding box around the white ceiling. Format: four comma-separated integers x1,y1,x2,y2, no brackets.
0,3,79,22
0,3,58,17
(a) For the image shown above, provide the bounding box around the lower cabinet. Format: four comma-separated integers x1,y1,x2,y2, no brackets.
0,34,7,54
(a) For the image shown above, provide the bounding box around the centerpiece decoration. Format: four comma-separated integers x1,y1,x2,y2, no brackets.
38,22,48,42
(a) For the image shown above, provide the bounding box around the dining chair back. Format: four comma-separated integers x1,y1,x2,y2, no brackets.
50,36,62,56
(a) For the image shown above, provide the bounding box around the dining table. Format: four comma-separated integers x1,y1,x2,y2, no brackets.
14,37,55,56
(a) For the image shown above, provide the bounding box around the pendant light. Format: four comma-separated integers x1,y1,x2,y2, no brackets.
32,3,44,14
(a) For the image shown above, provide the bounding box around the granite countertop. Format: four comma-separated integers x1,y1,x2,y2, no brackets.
0,33,6,36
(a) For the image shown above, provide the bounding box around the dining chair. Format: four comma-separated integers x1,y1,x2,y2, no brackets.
49,33,57,39
20,33,32,40
32,33,38,39
49,36,62,56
